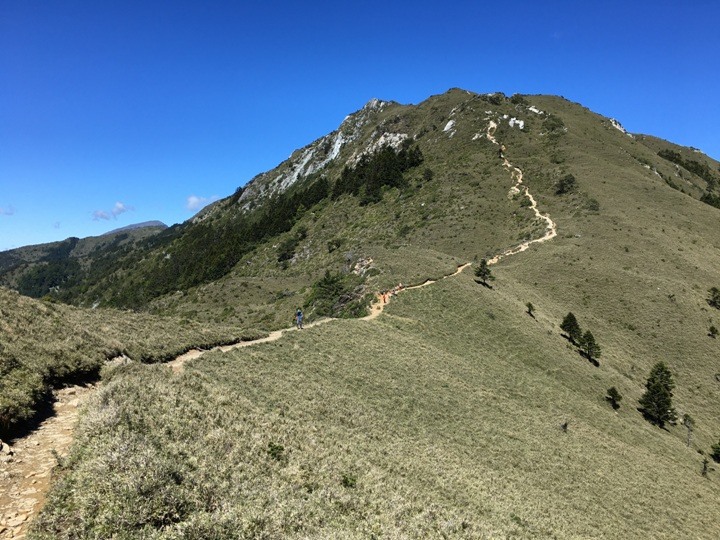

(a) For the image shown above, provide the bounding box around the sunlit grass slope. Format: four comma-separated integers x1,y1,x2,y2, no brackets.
32,271,720,539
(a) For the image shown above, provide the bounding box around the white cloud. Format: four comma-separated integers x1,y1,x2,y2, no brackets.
186,194,219,211
92,201,134,221
112,201,133,217
0,205,15,216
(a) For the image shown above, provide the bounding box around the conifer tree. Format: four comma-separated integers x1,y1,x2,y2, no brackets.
579,330,601,362
560,312,582,344
606,387,622,409
474,259,493,286
639,362,677,427
711,440,720,463
708,287,720,309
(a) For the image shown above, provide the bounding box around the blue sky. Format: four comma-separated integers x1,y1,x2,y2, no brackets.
2,1,719,251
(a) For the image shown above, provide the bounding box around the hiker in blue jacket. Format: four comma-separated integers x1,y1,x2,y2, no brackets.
295,308,304,329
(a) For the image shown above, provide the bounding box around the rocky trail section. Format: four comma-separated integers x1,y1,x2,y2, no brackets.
0,121,557,537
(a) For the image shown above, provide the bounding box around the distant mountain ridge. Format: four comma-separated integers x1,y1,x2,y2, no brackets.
103,220,168,235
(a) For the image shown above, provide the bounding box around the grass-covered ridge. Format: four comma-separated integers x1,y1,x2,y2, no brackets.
31,273,720,538
4,87,720,537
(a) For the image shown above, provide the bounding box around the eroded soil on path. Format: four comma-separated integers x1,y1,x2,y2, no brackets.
0,385,94,539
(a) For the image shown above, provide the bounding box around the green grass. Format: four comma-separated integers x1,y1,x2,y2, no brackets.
11,88,720,537
30,271,720,538
0,287,253,435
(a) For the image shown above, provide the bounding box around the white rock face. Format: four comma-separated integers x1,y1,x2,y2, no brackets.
237,97,392,210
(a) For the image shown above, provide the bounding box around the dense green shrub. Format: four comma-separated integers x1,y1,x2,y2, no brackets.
332,142,423,205
555,174,577,195
543,114,566,134
0,354,45,431
700,191,720,209
606,387,622,409
305,270,370,318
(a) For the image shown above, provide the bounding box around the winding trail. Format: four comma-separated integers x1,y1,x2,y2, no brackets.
0,120,557,539
485,121,557,264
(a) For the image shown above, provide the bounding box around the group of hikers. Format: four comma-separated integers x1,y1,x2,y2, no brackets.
380,283,404,304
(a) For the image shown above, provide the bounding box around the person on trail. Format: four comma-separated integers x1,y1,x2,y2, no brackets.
295,308,304,329
498,144,506,159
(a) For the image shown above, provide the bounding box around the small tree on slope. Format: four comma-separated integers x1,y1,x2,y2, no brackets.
708,287,720,309
639,362,677,428
560,312,582,344
474,259,493,286
579,330,601,363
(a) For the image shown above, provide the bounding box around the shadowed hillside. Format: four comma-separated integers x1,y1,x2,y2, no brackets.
0,287,253,437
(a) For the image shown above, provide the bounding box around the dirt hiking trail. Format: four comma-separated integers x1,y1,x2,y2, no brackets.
0,120,556,539
485,121,557,264
1,386,94,539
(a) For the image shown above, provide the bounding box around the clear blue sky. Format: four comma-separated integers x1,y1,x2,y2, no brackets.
2,1,719,251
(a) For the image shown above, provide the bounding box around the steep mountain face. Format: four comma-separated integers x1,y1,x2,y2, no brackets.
1,89,719,326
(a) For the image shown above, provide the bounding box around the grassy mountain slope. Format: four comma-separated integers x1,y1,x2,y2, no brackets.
31,273,720,538
3,90,717,331
0,287,252,437
5,88,720,537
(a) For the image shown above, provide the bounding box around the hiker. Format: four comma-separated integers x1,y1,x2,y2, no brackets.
498,144,506,159
295,308,304,329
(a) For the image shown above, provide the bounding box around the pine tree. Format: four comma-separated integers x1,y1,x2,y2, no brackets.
474,259,493,285
526,302,535,317
560,312,582,344
708,287,720,309
606,387,622,409
711,440,720,463
639,362,677,428
579,330,601,362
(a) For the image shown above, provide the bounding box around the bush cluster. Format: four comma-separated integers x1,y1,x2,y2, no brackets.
332,142,423,205
304,270,371,319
